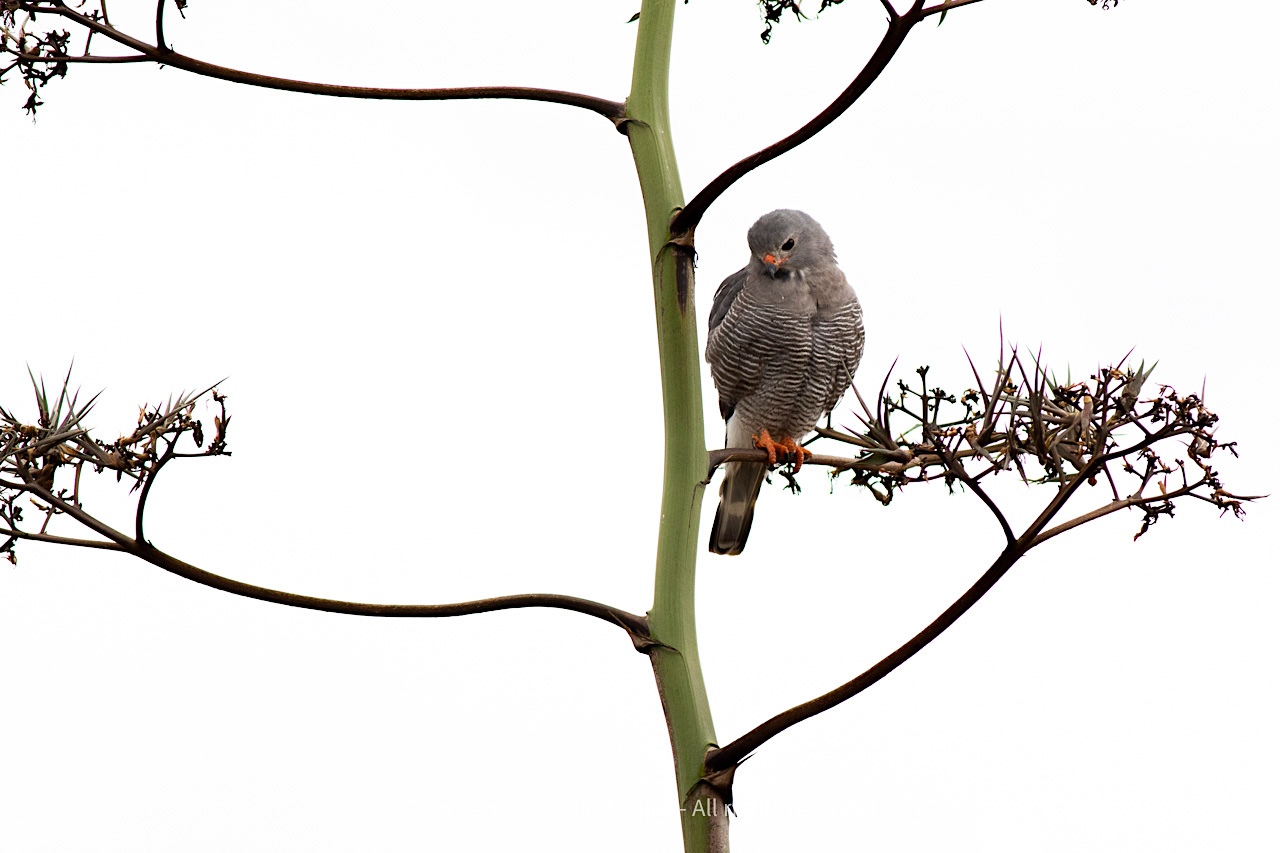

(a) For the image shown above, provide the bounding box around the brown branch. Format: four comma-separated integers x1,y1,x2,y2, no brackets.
2,527,124,551
706,541,1021,773
925,424,1014,545
707,442,1008,479
670,0,925,236
12,474,651,641
708,447,873,475
705,448,1107,775
920,0,990,19
134,437,176,546
1029,490,1177,547
154,0,168,52
13,51,150,63
1030,466,1259,548
28,1,626,123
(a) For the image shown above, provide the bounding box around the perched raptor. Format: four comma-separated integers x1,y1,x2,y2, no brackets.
706,209,865,555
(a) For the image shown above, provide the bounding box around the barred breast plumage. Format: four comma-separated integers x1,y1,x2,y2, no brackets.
706,209,865,556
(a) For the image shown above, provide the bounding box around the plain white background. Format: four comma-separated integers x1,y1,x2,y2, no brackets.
2,1,1276,850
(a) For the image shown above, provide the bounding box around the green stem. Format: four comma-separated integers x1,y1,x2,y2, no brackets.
626,2,721,851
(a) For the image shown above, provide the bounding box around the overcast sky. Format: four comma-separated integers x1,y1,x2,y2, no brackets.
3,1,1277,851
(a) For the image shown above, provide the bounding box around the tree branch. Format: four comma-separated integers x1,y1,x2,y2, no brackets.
13,51,150,63
134,436,175,546
706,540,1021,773
925,423,1014,545
25,2,626,123
670,1,924,236
707,442,1006,478
1029,489,1177,547
920,0,990,20
705,448,1107,775
13,473,651,641
2,527,125,551
154,0,168,52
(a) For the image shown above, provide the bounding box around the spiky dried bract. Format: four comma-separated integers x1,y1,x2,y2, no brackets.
0,371,228,562
814,346,1253,543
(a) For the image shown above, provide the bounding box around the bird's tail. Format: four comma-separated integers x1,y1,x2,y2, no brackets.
708,460,767,555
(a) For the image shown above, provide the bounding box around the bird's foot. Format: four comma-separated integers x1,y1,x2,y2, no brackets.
752,430,812,472
779,436,812,472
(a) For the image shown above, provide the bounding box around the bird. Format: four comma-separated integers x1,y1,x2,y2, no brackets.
705,209,865,555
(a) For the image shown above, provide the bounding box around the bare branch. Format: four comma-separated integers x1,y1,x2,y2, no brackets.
1032,492,1175,547
707,448,1110,774
12,51,149,63
920,0,989,19
134,436,175,546
14,471,652,639
706,539,1022,774
1,374,650,639
154,0,168,52
2,527,125,551
926,422,1014,545
7,2,626,123
671,9,917,236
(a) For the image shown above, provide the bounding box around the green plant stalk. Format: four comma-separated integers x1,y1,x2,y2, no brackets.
626,1,723,851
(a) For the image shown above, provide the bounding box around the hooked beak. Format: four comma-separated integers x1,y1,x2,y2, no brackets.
762,252,789,275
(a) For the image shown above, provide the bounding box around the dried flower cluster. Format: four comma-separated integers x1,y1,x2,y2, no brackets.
3,1,192,115
1,2,74,114
0,370,227,562
802,344,1252,545
708,342,1253,549
699,343,1254,781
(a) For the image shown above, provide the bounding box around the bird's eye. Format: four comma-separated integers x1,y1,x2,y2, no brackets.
781,238,795,252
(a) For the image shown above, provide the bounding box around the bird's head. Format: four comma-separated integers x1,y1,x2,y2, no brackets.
747,208,836,279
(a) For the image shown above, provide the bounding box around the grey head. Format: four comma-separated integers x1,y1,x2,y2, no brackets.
746,209,836,278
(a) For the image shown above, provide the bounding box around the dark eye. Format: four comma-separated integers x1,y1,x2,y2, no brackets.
781,238,795,252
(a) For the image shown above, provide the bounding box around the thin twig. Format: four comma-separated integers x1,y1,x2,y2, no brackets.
926,423,1014,544
2,527,125,551
134,438,176,546
154,0,168,52
14,51,150,63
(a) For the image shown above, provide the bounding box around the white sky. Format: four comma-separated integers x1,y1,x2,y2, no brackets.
2,1,1277,851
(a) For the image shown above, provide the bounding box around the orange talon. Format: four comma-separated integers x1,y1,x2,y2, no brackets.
780,436,812,472
752,429,780,465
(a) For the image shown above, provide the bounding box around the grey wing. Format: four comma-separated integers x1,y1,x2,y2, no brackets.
818,299,866,416
705,268,762,422
708,267,749,332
